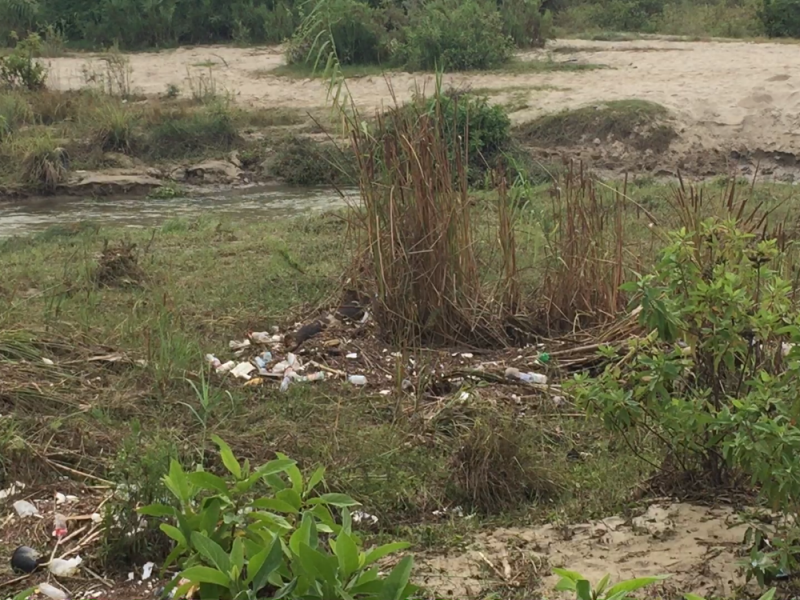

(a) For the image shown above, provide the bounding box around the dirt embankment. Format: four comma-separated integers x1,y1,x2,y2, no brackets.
43,39,800,178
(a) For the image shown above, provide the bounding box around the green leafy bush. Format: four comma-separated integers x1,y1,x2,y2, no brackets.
401,0,514,71
269,136,353,185
140,436,416,600
497,0,553,47
0,32,47,90
287,0,388,66
146,103,239,159
761,0,800,37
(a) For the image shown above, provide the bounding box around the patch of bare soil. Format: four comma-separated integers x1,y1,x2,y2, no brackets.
417,503,754,599
43,39,800,178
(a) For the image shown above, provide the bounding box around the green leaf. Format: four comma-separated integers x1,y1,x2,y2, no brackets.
138,503,176,518
308,493,360,507
191,532,231,573
576,579,592,600
164,459,191,505
758,590,777,600
256,458,297,478
230,537,245,572
554,578,577,592
334,531,360,580
284,459,303,494
596,573,611,595
163,544,184,570
684,595,706,600
187,471,230,495
160,523,187,547
552,568,585,583
605,575,669,598
249,511,293,530
251,497,299,514
305,466,326,496
379,555,414,600
13,587,36,600
272,578,298,599
290,512,317,555
364,542,411,566
180,565,230,587
276,488,303,511
211,435,242,480
299,542,339,585
251,536,285,592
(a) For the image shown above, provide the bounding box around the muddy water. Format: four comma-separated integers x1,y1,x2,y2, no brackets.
0,185,352,238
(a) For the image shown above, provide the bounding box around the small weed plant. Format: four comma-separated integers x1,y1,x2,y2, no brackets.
553,569,668,600
140,436,416,600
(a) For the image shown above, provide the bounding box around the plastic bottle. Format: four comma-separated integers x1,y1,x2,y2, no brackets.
348,375,367,386
205,354,221,369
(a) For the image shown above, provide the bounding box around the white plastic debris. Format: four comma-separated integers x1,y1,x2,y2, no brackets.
128,572,135,582
49,556,82,577
91,512,102,523
13,500,39,517
229,339,251,350
348,375,367,386
205,354,221,369
55,492,66,504
230,362,256,380
142,561,155,581
42,357,54,365
783,342,795,357
0,481,24,500
352,510,378,525
249,331,272,344
461,353,473,359
346,353,358,359
459,391,470,401
254,351,273,369
505,367,547,385
53,513,68,538
299,372,325,382
216,360,235,374
38,583,68,600
280,375,292,393
379,390,391,396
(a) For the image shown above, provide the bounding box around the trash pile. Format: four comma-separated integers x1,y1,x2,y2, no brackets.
1,482,157,600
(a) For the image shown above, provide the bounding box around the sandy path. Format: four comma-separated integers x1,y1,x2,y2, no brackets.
44,39,800,155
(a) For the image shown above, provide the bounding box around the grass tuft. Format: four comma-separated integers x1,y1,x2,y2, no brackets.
19,135,69,192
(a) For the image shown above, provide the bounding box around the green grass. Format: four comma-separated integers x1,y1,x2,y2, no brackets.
515,99,677,152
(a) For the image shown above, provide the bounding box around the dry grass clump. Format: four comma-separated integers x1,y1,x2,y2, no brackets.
449,417,559,514
19,136,69,192
349,88,521,347
94,240,145,287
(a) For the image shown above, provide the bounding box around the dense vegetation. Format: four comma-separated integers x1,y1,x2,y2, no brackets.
1,0,798,64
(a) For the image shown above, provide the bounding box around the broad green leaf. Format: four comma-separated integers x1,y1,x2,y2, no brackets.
251,536,285,592
341,507,352,534
163,544,184,570
180,565,230,587
198,498,221,536
379,555,414,600
160,523,187,546
276,488,303,511
256,458,297,478
576,579,592,600
251,497,299,514
164,459,191,505
283,458,303,494
758,590,777,600
249,511,293,530
187,471,229,495
305,466,326,496
211,435,242,480
230,537,245,572
308,493,360,507
334,531,360,580
552,568,585,582
138,503,176,518
554,578,577,592
364,542,411,566
684,595,706,600
264,473,288,491
191,532,231,573
290,512,316,555
605,575,669,597
299,542,339,585
171,581,195,600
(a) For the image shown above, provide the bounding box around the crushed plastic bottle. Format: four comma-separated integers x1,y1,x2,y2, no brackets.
348,375,367,386
280,375,292,392
254,351,273,370
249,331,272,344
53,513,68,538
505,367,547,385
229,339,251,351
48,556,82,576
37,583,68,600
13,500,38,518
205,354,221,369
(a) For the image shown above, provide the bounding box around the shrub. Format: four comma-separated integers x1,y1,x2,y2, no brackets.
497,0,553,48
140,436,417,600
0,32,48,90
287,0,388,66
18,135,69,191
761,0,800,37
401,0,514,71
93,101,139,153
146,103,239,159
0,91,33,139
269,136,353,185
